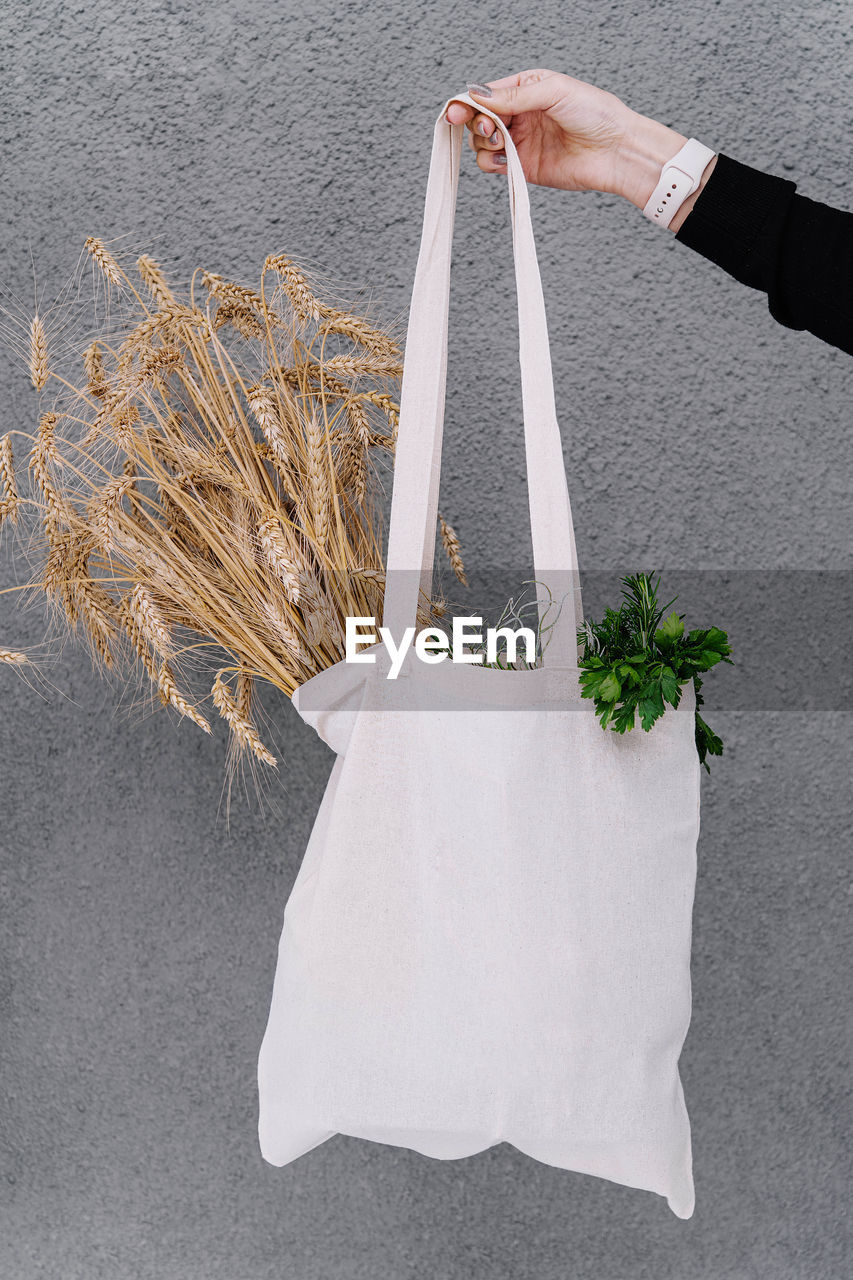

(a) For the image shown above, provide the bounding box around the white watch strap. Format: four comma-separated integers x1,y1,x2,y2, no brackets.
642,138,717,228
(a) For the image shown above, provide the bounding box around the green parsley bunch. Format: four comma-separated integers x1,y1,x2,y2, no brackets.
577,572,732,771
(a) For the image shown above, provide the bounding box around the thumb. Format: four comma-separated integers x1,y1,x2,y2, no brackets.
468,74,560,118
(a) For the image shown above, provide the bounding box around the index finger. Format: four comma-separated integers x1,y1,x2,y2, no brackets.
473,71,527,92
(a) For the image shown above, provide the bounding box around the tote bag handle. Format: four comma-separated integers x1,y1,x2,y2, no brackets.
382,91,582,669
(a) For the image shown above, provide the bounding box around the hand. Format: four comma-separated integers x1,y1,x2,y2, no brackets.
446,70,716,232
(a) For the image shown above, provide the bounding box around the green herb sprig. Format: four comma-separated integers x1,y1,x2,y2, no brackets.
577,572,732,771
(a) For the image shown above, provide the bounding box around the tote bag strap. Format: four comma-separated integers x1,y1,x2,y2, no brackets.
382,91,582,669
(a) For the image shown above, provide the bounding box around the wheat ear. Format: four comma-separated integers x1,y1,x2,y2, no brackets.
246,383,296,485
29,413,70,527
128,582,174,657
236,668,253,720
83,342,109,400
317,312,399,357
89,473,135,551
0,647,29,664
212,671,277,766
257,512,301,603
305,410,330,548
201,272,270,323
29,316,49,391
119,595,210,731
323,352,403,380
85,237,124,287
263,255,323,323
157,663,213,733
0,434,19,526
439,515,468,586
137,255,177,307
72,575,119,670
213,299,266,341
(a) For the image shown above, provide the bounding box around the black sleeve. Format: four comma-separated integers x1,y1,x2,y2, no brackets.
674,153,853,356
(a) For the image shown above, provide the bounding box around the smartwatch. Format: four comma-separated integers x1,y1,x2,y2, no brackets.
642,138,717,228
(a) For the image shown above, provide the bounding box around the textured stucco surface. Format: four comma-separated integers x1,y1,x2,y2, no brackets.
1,2,851,1277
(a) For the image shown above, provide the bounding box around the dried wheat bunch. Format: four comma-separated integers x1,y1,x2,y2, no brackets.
0,239,465,783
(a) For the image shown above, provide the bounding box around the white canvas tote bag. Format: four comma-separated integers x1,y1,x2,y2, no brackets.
257,92,701,1219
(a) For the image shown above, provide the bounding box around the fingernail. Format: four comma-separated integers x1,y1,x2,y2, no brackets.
489,129,501,144
467,82,493,98
478,120,491,135
494,152,507,165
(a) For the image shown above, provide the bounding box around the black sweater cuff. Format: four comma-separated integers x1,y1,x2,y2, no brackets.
674,153,797,296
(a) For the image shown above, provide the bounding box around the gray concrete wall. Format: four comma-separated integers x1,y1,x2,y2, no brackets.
1,1,850,1277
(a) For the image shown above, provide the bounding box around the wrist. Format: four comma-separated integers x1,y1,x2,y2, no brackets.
613,113,717,231
614,113,688,207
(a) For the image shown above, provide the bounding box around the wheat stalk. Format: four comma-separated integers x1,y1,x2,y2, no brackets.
262,257,402,360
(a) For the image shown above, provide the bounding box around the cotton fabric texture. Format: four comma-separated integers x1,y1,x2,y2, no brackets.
257,92,702,1219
